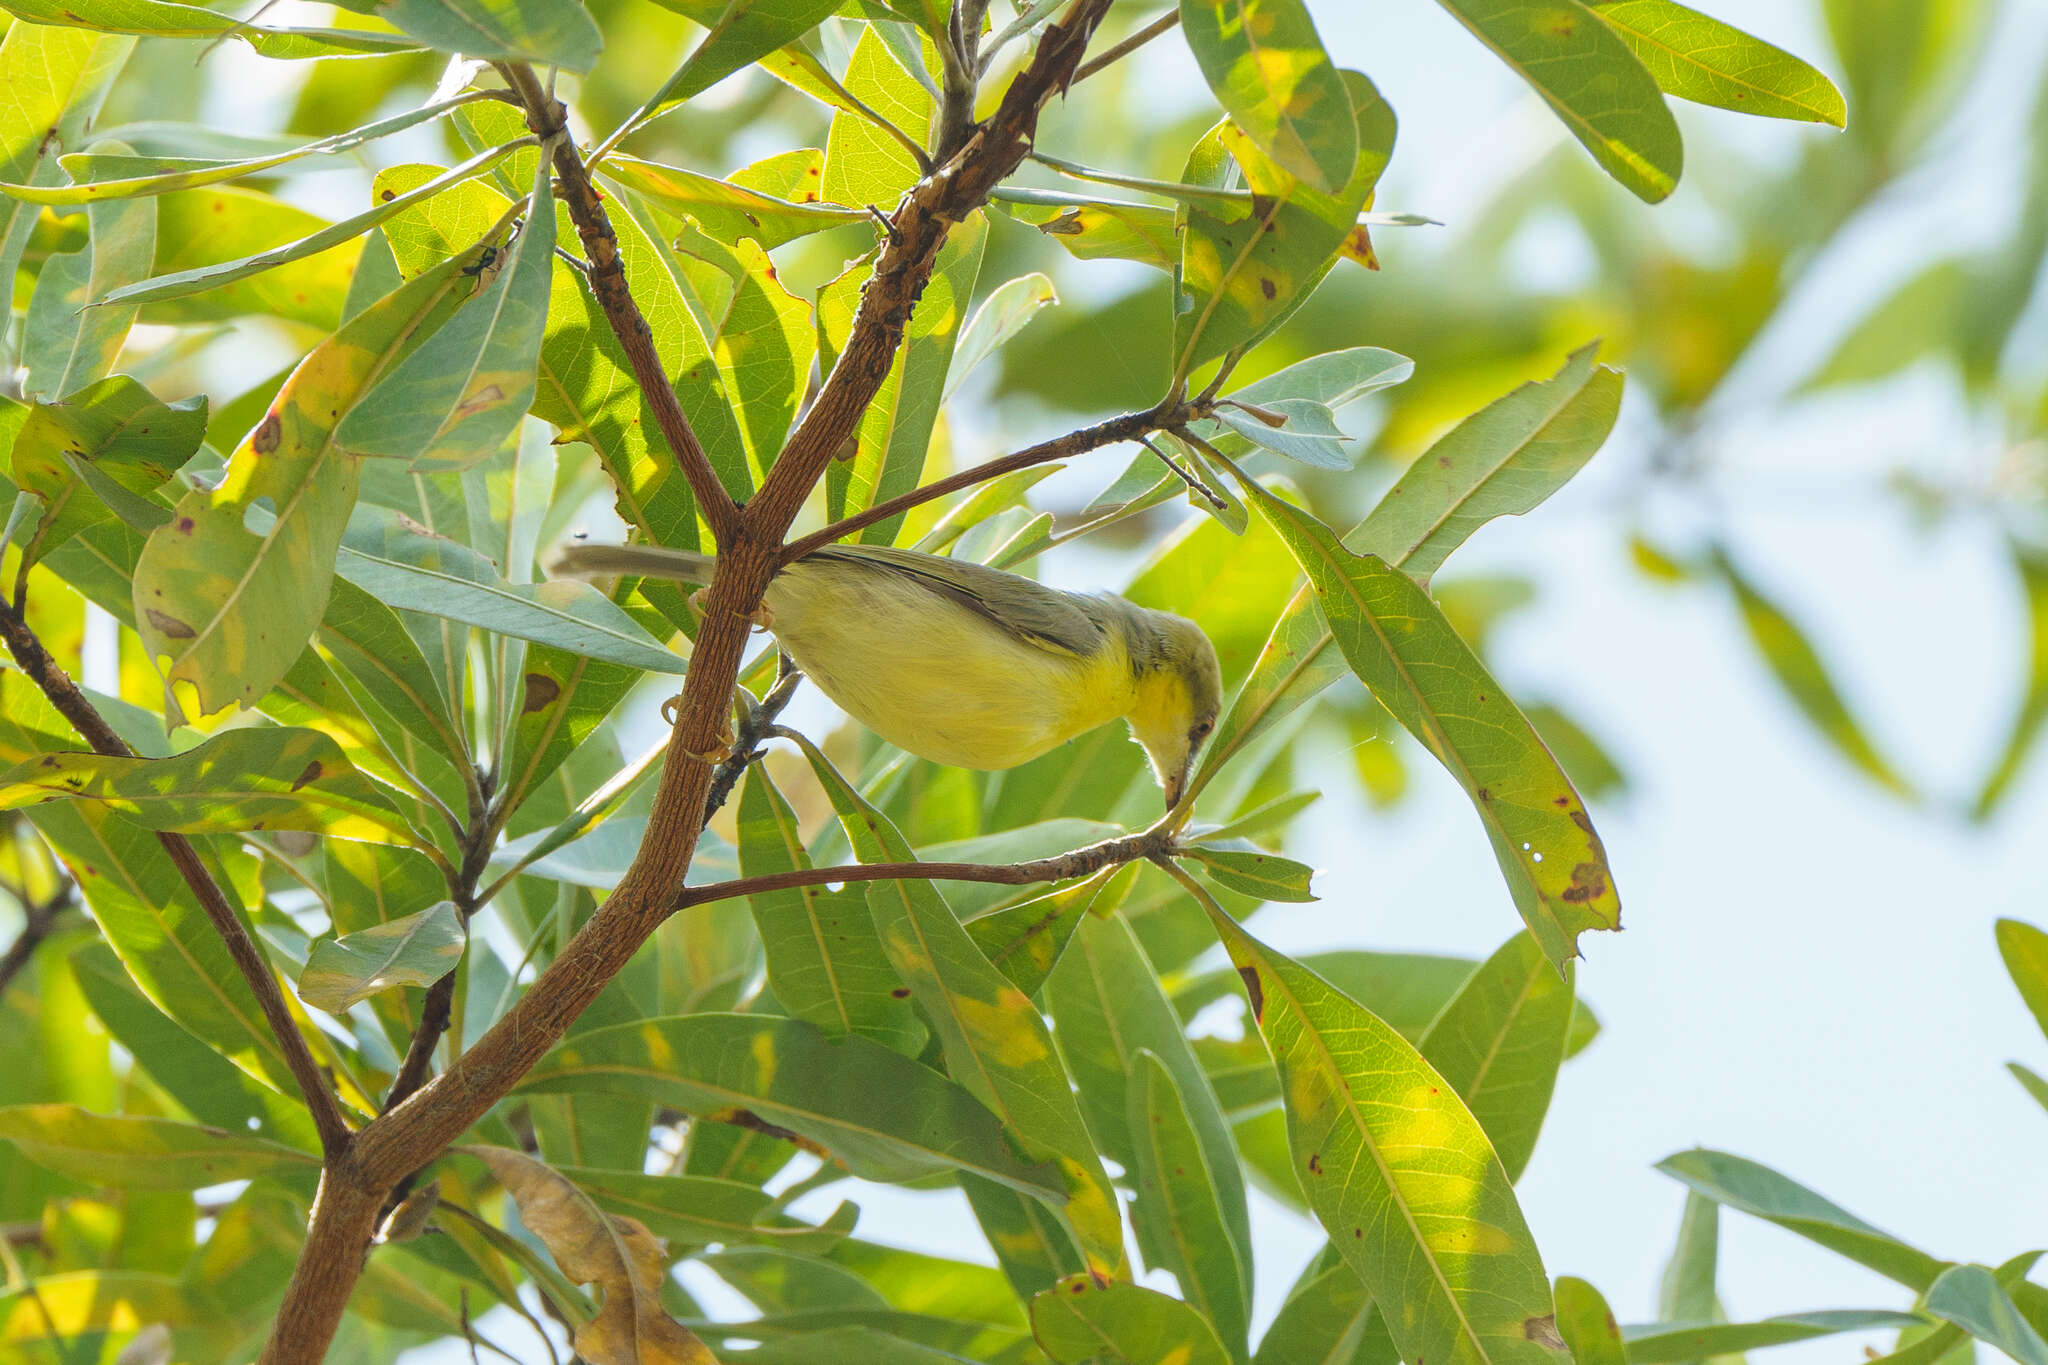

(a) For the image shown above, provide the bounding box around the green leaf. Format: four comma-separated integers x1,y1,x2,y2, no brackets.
143,185,357,328
20,153,155,401
1714,549,1914,799
1590,2,1846,125
1236,478,1619,967
824,214,986,542
1174,70,1395,378
1654,1149,1946,1290
297,901,463,1012
0,1103,318,1188
518,1013,1070,1200
1418,932,1576,1181
378,0,600,70
552,1166,855,1254
132,246,481,717
0,23,131,374
1358,347,1621,581
993,189,1180,270
946,272,1058,401
1043,910,1249,1264
962,865,1127,997
0,725,415,846
1658,1191,1721,1322
1556,1277,1629,1365
69,942,322,1153
795,735,1125,1276
0,1271,217,1350
1974,543,2048,817
1257,1264,1393,1364
333,505,686,674
601,153,866,249
97,140,524,312
2012,1061,2048,1117
1182,841,1317,902
1823,0,1988,157
1432,0,1683,201
1998,918,2048,1044
0,0,416,54
0,94,501,207
1200,897,1565,1365
737,766,924,1053
1804,261,1966,392
1031,1276,1234,1365
1212,398,1354,470
961,1175,1088,1300
336,163,552,471
1925,1265,2048,1365
1178,0,1356,193
643,0,842,119
1126,1050,1253,1361
1194,349,1614,797
821,25,932,210
1624,1313,1929,1363
9,375,204,571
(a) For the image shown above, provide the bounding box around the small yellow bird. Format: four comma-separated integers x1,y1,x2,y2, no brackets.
550,541,1222,807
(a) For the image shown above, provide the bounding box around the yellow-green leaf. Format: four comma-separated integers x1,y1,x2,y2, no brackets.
1031,1276,1235,1365
1179,0,1357,192
297,901,463,1012
1591,1,1846,126
0,1103,318,1188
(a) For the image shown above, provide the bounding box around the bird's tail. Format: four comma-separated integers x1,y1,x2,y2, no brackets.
547,542,717,584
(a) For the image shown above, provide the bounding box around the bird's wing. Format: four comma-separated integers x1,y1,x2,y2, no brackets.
808,545,1109,656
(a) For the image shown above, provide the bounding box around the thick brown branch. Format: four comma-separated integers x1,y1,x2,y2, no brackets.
0,602,354,1158
497,62,741,547
265,9,1114,1356
779,403,1173,563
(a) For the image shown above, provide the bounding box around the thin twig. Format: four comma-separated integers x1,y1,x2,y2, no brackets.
780,402,1177,563
1072,7,1178,83
702,656,804,822
0,885,72,996
1140,432,1228,510
494,62,741,546
0,601,354,1157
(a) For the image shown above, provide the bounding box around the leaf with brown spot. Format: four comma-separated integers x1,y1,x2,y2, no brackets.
468,1147,716,1365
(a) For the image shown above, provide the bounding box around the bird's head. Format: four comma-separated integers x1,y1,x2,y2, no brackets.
1123,609,1222,811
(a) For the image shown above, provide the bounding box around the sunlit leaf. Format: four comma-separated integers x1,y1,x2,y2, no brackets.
1433,0,1683,201
1556,1277,1629,1365
946,271,1058,401
0,1104,318,1188
1179,0,1356,193
8,376,204,571
1419,931,1576,1181
993,189,1180,270
1182,840,1317,902
469,1146,716,1364
297,901,463,1012
601,152,866,249
132,245,482,716
556,1165,855,1254
1199,898,1566,1365
0,726,416,846
641,0,842,120
0,0,412,56
1590,2,1846,125
20,149,155,401
1174,70,1394,378
1997,918,2048,1044
821,25,932,210
1031,1276,1234,1365
1236,477,1620,967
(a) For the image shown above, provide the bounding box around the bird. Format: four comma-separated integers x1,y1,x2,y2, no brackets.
548,540,1222,808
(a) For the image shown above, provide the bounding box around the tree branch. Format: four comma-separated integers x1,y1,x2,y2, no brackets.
1072,8,1178,84
0,601,354,1158
702,656,803,822
669,823,1174,914
781,401,1173,563
0,884,72,998
262,8,1114,1355
495,61,742,547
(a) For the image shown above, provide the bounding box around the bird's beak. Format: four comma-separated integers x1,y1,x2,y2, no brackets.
1164,757,1194,813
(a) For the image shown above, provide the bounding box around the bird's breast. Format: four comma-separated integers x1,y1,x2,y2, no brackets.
764,561,1133,770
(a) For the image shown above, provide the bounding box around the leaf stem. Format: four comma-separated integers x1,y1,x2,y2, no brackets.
1071,7,1178,83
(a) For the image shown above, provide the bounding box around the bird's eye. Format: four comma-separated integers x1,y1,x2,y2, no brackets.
1192,720,1213,739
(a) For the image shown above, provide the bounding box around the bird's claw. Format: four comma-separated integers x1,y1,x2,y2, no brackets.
688,587,774,632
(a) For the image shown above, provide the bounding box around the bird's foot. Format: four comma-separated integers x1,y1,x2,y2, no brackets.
688,587,774,632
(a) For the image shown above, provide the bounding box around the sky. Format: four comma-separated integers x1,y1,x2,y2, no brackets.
163,0,2048,1357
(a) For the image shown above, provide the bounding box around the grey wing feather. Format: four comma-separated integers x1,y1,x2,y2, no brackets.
809,545,1108,655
